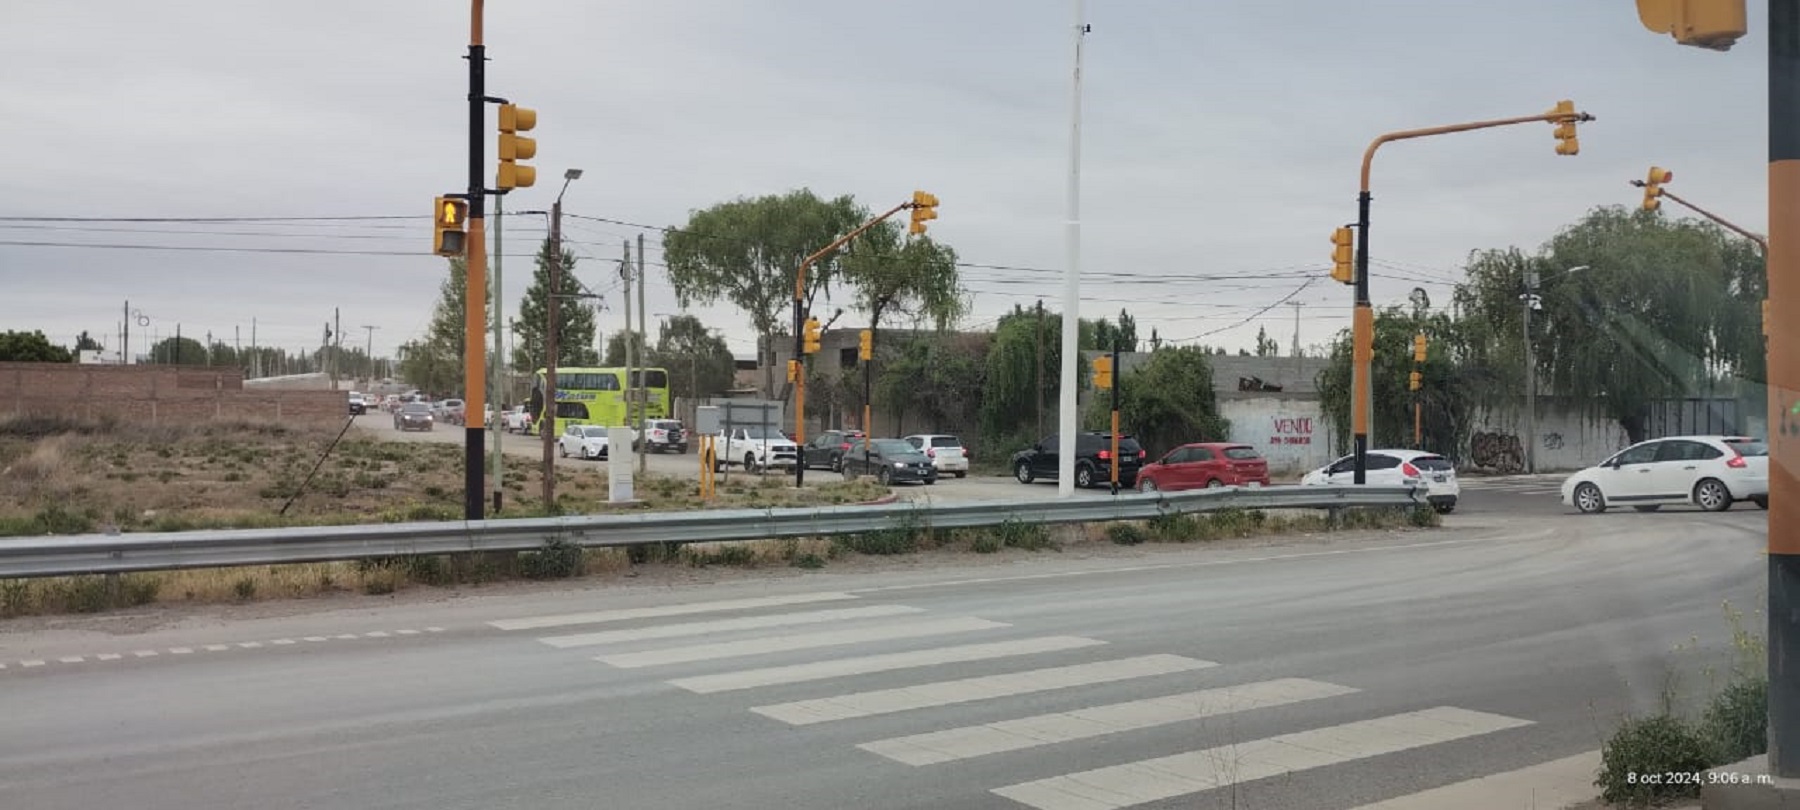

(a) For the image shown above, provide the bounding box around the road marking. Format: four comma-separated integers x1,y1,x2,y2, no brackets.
426,627,445,633
671,636,1108,694
751,654,1215,726
21,660,44,668
236,642,261,649
991,706,1533,810
396,629,421,635
334,634,359,640
271,639,296,645
58,656,84,664
538,604,925,649
132,650,157,657
861,678,1359,766
1345,749,1600,809
364,631,390,638
597,617,1010,669
169,647,194,654
850,533,1554,596
204,644,230,651
96,653,122,661
304,636,329,642
489,592,861,631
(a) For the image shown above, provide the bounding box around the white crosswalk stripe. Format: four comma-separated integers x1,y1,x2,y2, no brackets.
489,595,1546,809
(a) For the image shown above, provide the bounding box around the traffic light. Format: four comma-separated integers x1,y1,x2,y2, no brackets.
1330,227,1355,285
1412,333,1427,363
1091,355,1113,390
1642,166,1673,211
1409,371,1422,391
786,359,800,383
497,104,538,191
908,191,940,236
1635,0,1746,51
858,329,873,361
802,318,822,354
433,195,468,257
1549,100,1579,156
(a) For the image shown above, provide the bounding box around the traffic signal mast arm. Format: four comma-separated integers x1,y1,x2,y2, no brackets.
1359,105,1595,192
1630,178,1769,255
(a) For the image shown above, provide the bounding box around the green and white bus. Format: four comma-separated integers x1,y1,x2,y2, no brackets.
528,366,671,436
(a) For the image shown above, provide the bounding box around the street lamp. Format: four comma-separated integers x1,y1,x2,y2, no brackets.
1522,264,1587,473
540,168,583,510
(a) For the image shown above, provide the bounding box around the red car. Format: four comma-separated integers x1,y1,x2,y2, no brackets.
1136,442,1271,492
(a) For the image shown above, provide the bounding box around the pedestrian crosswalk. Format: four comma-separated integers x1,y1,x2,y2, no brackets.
487,591,1541,809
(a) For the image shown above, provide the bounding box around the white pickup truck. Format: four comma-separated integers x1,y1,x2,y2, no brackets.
713,426,800,471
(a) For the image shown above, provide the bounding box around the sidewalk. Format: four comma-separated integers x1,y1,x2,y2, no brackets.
1347,750,1604,810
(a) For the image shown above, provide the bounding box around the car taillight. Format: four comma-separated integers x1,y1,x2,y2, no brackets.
1727,454,1748,469
927,448,936,457
1401,462,1420,477
1138,449,1146,459
1097,450,1112,460
839,443,851,451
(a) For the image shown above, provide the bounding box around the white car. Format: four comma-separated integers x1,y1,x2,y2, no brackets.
1560,435,1768,514
557,425,614,460
1300,448,1460,513
904,434,970,478
500,406,533,433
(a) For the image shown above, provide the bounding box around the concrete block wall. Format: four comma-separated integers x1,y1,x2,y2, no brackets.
1218,396,1337,478
0,363,343,425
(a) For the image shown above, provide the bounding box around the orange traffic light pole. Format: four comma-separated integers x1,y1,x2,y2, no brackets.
791,200,912,488
1351,105,1593,483
1632,179,1770,255
1769,1,1800,778
462,0,490,520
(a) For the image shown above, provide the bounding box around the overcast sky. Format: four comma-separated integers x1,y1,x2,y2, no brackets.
0,0,1769,364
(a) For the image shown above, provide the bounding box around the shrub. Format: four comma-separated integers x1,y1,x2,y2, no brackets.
1700,676,1768,764
1,580,31,616
518,538,584,579
1597,714,1711,805
232,577,258,601
1107,523,1147,546
994,519,1056,551
687,544,758,568
1147,513,1200,542
405,555,452,586
968,531,1003,554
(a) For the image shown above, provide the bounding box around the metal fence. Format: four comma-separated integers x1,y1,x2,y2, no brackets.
0,485,1421,579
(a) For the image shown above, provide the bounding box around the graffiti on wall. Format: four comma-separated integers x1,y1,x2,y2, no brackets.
1470,431,1524,473
1268,416,1313,446
1542,432,1564,451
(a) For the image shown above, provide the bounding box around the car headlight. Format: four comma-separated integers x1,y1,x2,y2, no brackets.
894,461,907,468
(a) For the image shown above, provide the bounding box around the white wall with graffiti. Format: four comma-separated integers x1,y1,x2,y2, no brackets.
1464,404,1630,473
1219,395,1336,478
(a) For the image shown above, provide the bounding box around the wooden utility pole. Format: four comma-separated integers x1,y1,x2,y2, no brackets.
1035,300,1045,437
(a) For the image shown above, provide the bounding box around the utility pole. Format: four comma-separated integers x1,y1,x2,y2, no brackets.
637,233,649,476
621,240,635,441
1522,269,1538,474
206,331,213,366
491,194,505,512
1056,0,1090,498
542,199,562,509
250,318,258,378
1035,300,1045,437
122,300,129,366
332,308,342,390
234,326,242,372
1108,339,1121,495
361,325,379,389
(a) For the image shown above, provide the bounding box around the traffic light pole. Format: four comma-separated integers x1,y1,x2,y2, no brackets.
1768,0,1800,777
543,200,561,508
463,0,489,521
1109,340,1120,495
790,200,913,489
1351,105,1593,484
1634,181,1770,255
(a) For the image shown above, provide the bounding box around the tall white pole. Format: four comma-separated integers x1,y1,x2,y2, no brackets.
1056,0,1088,497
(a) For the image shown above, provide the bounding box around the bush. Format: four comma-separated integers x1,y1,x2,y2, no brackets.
1700,676,1768,764
968,531,1003,554
687,544,758,568
517,538,584,579
1147,513,1200,542
994,519,1056,551
232,577,258,601
791,552,825,569
1597,714,1712,805
1107,523,1147,546
405,555,452,586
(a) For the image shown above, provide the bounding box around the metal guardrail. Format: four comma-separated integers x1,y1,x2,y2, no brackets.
0,485,1421,579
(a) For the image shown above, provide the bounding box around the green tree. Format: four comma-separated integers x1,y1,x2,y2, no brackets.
0,330,72,362
648,315,736,401
400,257,493,395
1256,326,1279,357
661,188,867,393
1316,307,1497,455
603,330,648,367
150,336,207,365
512,238,601,372
1084,310,1137,352
74,331,103,352
1083,346,1228,458
980,305,1087,444
839,224,966,335
875,333,985,437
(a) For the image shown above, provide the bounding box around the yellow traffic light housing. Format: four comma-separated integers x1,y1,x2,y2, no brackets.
1549,100,1580,156
802,318,822,355
1635,0,1746,51
858,329,873,361
786,359,800,383
1091,355,1114,390
1412,333,1427,363
1330,227,1355,285
497,104,538,191
908,191,940,236
1408,371,1422,391
433,196,469,257
1642,166,1673,211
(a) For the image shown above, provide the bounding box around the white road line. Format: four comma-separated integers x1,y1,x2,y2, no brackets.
304,636,329,642
236,642,261,649
861,678,1359,766
334,634,359,640
132,650,157,657
363,631,390,638
991,706,1533,810
751,654,1216,726
538,604,925,650
396,629,421,635
671,636,1108,695
425,627,445,633
96,653,122,661
597,617,1009,669
58,656,84,664
204,644,230,652
271,639,296,645
489,592,860,631
21,660,44,668
169,647,194,655
1345,750,1599,810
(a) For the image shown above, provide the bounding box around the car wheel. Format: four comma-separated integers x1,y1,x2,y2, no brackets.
1693,478,1732,512
925,477,937,486
1574,482,1606,514
745,453,758,472
954,471,965,479
1206,479,1224,489
878,468,892,485
559,445,568,458
1633,505,1662,513
831,455,843,473
1434,502,1456,514
1754,496,1769,510
1139,477,1158,493
1074,464,1095,489
1014,460,1035,484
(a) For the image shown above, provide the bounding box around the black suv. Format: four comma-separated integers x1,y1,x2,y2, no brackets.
1011,432,1145,489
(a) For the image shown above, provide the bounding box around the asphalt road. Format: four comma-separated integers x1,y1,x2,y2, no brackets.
0,507,1768,810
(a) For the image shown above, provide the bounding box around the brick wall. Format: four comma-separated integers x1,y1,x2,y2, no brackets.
0,363,345,424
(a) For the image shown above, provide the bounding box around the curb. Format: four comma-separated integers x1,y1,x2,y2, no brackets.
859,492,900,506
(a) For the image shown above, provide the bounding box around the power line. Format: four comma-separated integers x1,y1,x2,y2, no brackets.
1163,278,1318,342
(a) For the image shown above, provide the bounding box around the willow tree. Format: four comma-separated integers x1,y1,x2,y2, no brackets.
1316,307,1493,456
